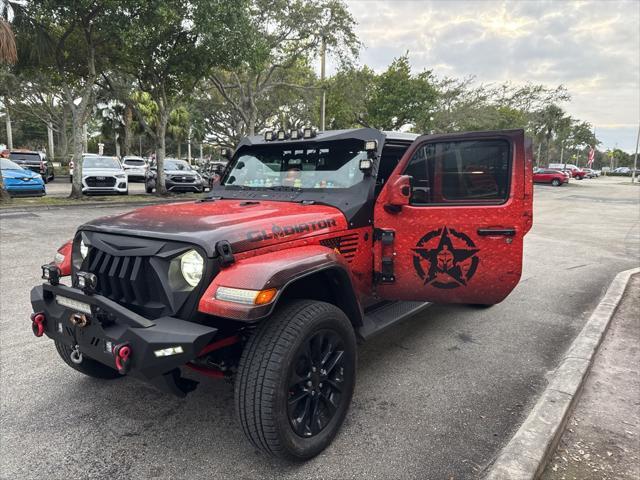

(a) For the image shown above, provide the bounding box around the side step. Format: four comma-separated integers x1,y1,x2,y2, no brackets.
357,301,431,341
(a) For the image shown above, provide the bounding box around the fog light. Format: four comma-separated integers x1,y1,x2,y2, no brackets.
365,139,378,151
75,271,98,294
303,127,316,138
276,130,287,140
41,264,61,285
154,346,184,357
290,129,301,140
215,286,277,305
264,131,274,141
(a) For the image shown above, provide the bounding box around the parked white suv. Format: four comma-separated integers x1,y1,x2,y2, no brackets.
122,156,148,182
80,155,128,195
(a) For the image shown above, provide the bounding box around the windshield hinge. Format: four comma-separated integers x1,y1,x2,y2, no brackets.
215,241,235,267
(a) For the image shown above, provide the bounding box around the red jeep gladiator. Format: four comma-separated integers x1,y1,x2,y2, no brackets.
31,128,533,460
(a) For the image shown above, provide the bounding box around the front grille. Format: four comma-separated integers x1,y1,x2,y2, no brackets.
85,249,167,317
170,175,195,183
77,232,215,320
86,176,116,187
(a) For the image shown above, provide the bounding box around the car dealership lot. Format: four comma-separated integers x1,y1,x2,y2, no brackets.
1,177,638,479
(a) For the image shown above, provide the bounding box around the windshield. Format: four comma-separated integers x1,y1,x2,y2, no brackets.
1,158,24,170
9,152,40,163
84,156,121,169
221,140,367,189
164,159,192,171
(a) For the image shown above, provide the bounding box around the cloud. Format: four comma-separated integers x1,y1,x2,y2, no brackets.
335,0,639,151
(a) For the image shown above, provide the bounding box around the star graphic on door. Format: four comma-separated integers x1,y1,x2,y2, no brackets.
412,227,480,289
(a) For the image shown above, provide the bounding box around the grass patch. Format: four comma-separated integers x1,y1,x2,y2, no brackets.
0,192,202,209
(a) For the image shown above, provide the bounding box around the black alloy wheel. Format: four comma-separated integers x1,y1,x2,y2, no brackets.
287,329,346,437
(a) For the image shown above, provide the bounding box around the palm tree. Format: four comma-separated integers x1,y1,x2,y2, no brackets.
0,12,17,201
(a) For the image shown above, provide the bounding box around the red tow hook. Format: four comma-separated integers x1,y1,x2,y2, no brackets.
113,343,132,374
30,312,46,337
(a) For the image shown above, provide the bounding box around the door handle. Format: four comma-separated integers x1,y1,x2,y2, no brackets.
477,228,516,237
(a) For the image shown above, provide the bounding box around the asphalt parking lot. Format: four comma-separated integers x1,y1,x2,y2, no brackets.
1,177,638,479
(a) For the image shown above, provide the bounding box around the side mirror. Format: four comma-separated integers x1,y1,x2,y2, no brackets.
385,175,412,211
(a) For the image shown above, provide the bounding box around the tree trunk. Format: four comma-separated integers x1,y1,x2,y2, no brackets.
177,141,181,160
59,104,69,161
4,98,12,150
115,131,121,158
70,112,86,199
123,104,133,156
47,121,55,161
155,107,169,195
0,170,9,202
82,124,88,152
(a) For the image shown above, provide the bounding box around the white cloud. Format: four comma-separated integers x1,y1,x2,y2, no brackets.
328,0,640,151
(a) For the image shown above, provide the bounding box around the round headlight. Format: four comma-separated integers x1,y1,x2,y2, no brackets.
80,239,89,259
180,250,204,287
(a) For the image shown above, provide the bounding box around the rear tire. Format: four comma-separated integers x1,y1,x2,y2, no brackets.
55,340,121,380
551,179,561,186
235,300,357,460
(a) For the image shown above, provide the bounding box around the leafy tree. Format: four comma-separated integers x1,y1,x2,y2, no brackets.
196,59,320,146
13,0,131,198
207,0,358,138
121,0,249,194
324,65,375,129
365,55,438,131
167,106,190,159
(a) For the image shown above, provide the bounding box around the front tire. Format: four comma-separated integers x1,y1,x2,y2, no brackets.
55,340,121,379
145,184,153,193
235,300,356,460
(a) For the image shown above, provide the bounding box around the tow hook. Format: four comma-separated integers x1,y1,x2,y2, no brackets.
113,343,132,374
30,312,46,337
69,313,89,328
69,345,83,364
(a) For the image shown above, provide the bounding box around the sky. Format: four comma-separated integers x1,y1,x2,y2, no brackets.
330,0,640,152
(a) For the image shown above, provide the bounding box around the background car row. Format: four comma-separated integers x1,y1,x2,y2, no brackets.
533,164,602,186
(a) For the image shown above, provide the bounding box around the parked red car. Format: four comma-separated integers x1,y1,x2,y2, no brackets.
534,168,569,186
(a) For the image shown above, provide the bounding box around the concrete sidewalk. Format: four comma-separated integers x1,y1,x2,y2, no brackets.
541,275,640,480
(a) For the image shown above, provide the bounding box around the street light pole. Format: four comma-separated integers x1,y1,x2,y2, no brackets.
632,124,639,184
320,36,326,131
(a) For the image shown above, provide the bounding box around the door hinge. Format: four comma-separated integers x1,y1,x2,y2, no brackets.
374,228,396,284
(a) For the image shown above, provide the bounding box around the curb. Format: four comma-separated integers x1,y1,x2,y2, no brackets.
484,266,640,480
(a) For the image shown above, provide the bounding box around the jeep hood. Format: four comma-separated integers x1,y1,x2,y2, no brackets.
80,199,348,257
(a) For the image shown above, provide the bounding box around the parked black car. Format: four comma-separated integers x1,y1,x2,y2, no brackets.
9,151,54,183
145,158,206,193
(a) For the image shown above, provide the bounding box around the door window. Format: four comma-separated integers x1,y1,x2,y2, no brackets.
406,139,511,205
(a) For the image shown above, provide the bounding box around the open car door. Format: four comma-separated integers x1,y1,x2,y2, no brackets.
373,129,533,305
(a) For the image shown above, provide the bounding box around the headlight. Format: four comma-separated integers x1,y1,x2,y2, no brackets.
115,173,126,178
80,239,89,259
180,250,204,287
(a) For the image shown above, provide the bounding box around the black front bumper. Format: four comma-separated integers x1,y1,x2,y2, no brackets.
31,283,218,394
